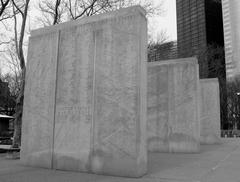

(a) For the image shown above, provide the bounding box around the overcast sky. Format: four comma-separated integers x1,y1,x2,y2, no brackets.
27,0,177,41
150,0,177,41
159,0,176,40
0,0,177,75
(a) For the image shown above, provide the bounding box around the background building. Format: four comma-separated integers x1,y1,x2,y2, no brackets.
148,41,178,62
222,0,240,81
176,0,206,59
176,0,225,78
222,0,240,130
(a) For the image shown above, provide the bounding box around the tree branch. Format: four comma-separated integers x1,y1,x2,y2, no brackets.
12,2,19,59
0,0,10,17
53,0,61,25
11,0,23,16
18,0,30,71
65,0,74,19
74,0,98,19
0,40,10,45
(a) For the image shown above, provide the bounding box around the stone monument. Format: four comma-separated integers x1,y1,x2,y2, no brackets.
200,78,221,144
147,57,200,153
21,6,147,177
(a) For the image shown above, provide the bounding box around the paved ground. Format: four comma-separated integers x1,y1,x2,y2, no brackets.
0,138,239,182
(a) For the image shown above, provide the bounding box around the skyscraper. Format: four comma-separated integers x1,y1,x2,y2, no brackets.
176,0,206,58
222,0,240,129
222,0,240,81
176,0,224,78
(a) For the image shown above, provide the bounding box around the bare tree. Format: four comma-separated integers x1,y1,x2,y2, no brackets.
37,0,163,26
37,0,66,26
148,29,169,48
1,71,21,99
0,0,10,17
0,72,16,116
226,78,240,130
0,0,23,22
1,41,22,97
9,0,30,148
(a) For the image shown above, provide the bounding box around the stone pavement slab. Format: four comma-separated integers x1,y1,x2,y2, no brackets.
0,138,240,182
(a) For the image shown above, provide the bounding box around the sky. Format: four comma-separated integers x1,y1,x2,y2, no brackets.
28,0,177,41
0,0,177,75
150,0,177,41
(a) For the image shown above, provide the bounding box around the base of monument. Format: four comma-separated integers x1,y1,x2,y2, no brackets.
200,134,222,145
168,133,200,153
148,133,200,153
21,151,147,178
91,155,147,178
148,138,169,153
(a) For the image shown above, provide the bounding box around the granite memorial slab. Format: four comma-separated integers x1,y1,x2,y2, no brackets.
21,6,147,177
20,32,59,168
147,57,200,153
200,78,221,144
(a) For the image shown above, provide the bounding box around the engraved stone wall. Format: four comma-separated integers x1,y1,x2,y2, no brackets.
147,57,200,153
21,6,147,177
21,32,59,168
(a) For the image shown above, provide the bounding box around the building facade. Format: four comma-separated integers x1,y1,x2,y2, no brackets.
222,0,240,81
176,0,206,59
176,0,225,78
148,41,178,62
222,0,240,129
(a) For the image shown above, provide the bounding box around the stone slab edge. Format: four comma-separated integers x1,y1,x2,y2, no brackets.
200,78,219,82
31,6,146,37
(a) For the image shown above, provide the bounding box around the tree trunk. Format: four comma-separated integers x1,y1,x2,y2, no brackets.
11,0,30,148
12,69,25,148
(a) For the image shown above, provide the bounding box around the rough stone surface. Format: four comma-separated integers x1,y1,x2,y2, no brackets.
200,78,221,144
21,32,59,168
21,6,147,177
147,57,200,153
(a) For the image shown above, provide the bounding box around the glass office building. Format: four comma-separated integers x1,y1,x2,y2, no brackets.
176,0,224,78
